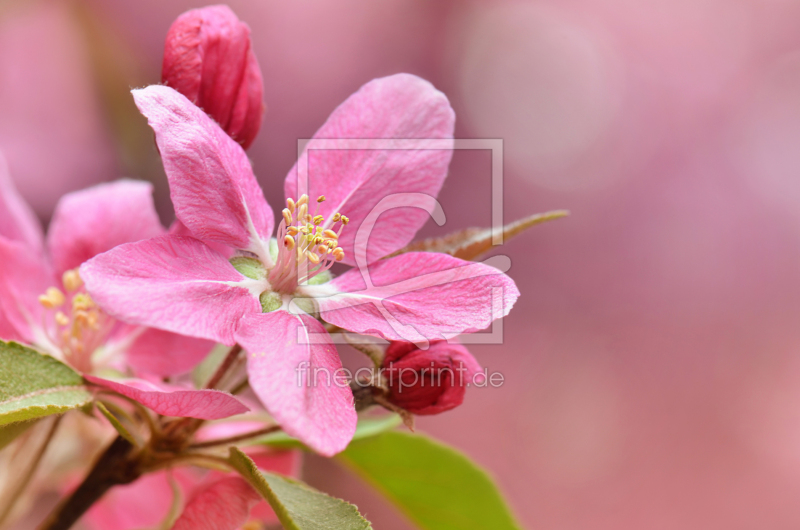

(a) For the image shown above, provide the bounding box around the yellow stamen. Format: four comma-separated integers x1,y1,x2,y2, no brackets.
72,293,95,311
39,287,66,309
55,312,69,326
273,195,351,291
62,269,83,292
74,310,90,325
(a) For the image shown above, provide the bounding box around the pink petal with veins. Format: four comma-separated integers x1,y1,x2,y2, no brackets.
80,235,261,345
132,85,272,257
285,73,454,265
315,252,519,343
236,310,357,456
85,375,249,420
169,218,234,258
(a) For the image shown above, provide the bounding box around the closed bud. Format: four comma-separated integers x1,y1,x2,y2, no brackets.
381,341,481,415
162,5,264,149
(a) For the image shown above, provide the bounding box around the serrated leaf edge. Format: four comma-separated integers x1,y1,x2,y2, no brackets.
0,385,89,407
229,447,373,530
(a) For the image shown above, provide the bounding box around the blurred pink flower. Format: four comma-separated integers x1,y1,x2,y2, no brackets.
0,167,249,420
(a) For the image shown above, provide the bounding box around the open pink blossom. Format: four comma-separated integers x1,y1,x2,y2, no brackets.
0,169,249,420
81,74,519,455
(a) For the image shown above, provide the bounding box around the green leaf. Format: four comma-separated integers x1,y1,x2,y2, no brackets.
0,341,92,426
229,447,373,530
0,420,36,451
392,210,569,261
338,431,523,530
257,414,402,450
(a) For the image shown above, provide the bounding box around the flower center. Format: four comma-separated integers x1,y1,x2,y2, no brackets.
268,194,347,294
37,269,113,373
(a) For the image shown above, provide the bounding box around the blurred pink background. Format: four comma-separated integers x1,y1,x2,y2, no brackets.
4,0,800,527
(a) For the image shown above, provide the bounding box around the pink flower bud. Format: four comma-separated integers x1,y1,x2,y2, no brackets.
162,5,263,149
382,341,482,415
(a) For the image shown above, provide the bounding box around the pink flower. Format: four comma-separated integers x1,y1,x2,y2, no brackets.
162,5,263,149
382,340,481,415
81,74,519,455
0,164,247,420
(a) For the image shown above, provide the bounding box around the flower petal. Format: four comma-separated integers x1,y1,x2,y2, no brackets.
169,218,234,258
133,85,273,260
47,180,165,277
0,152,43,252
314,252,519,343
125,327,214,377
284,74,454,265
85,376,249,420
171,476,261,530
236,310,357,456
80,235,262,345
0,237,54,343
